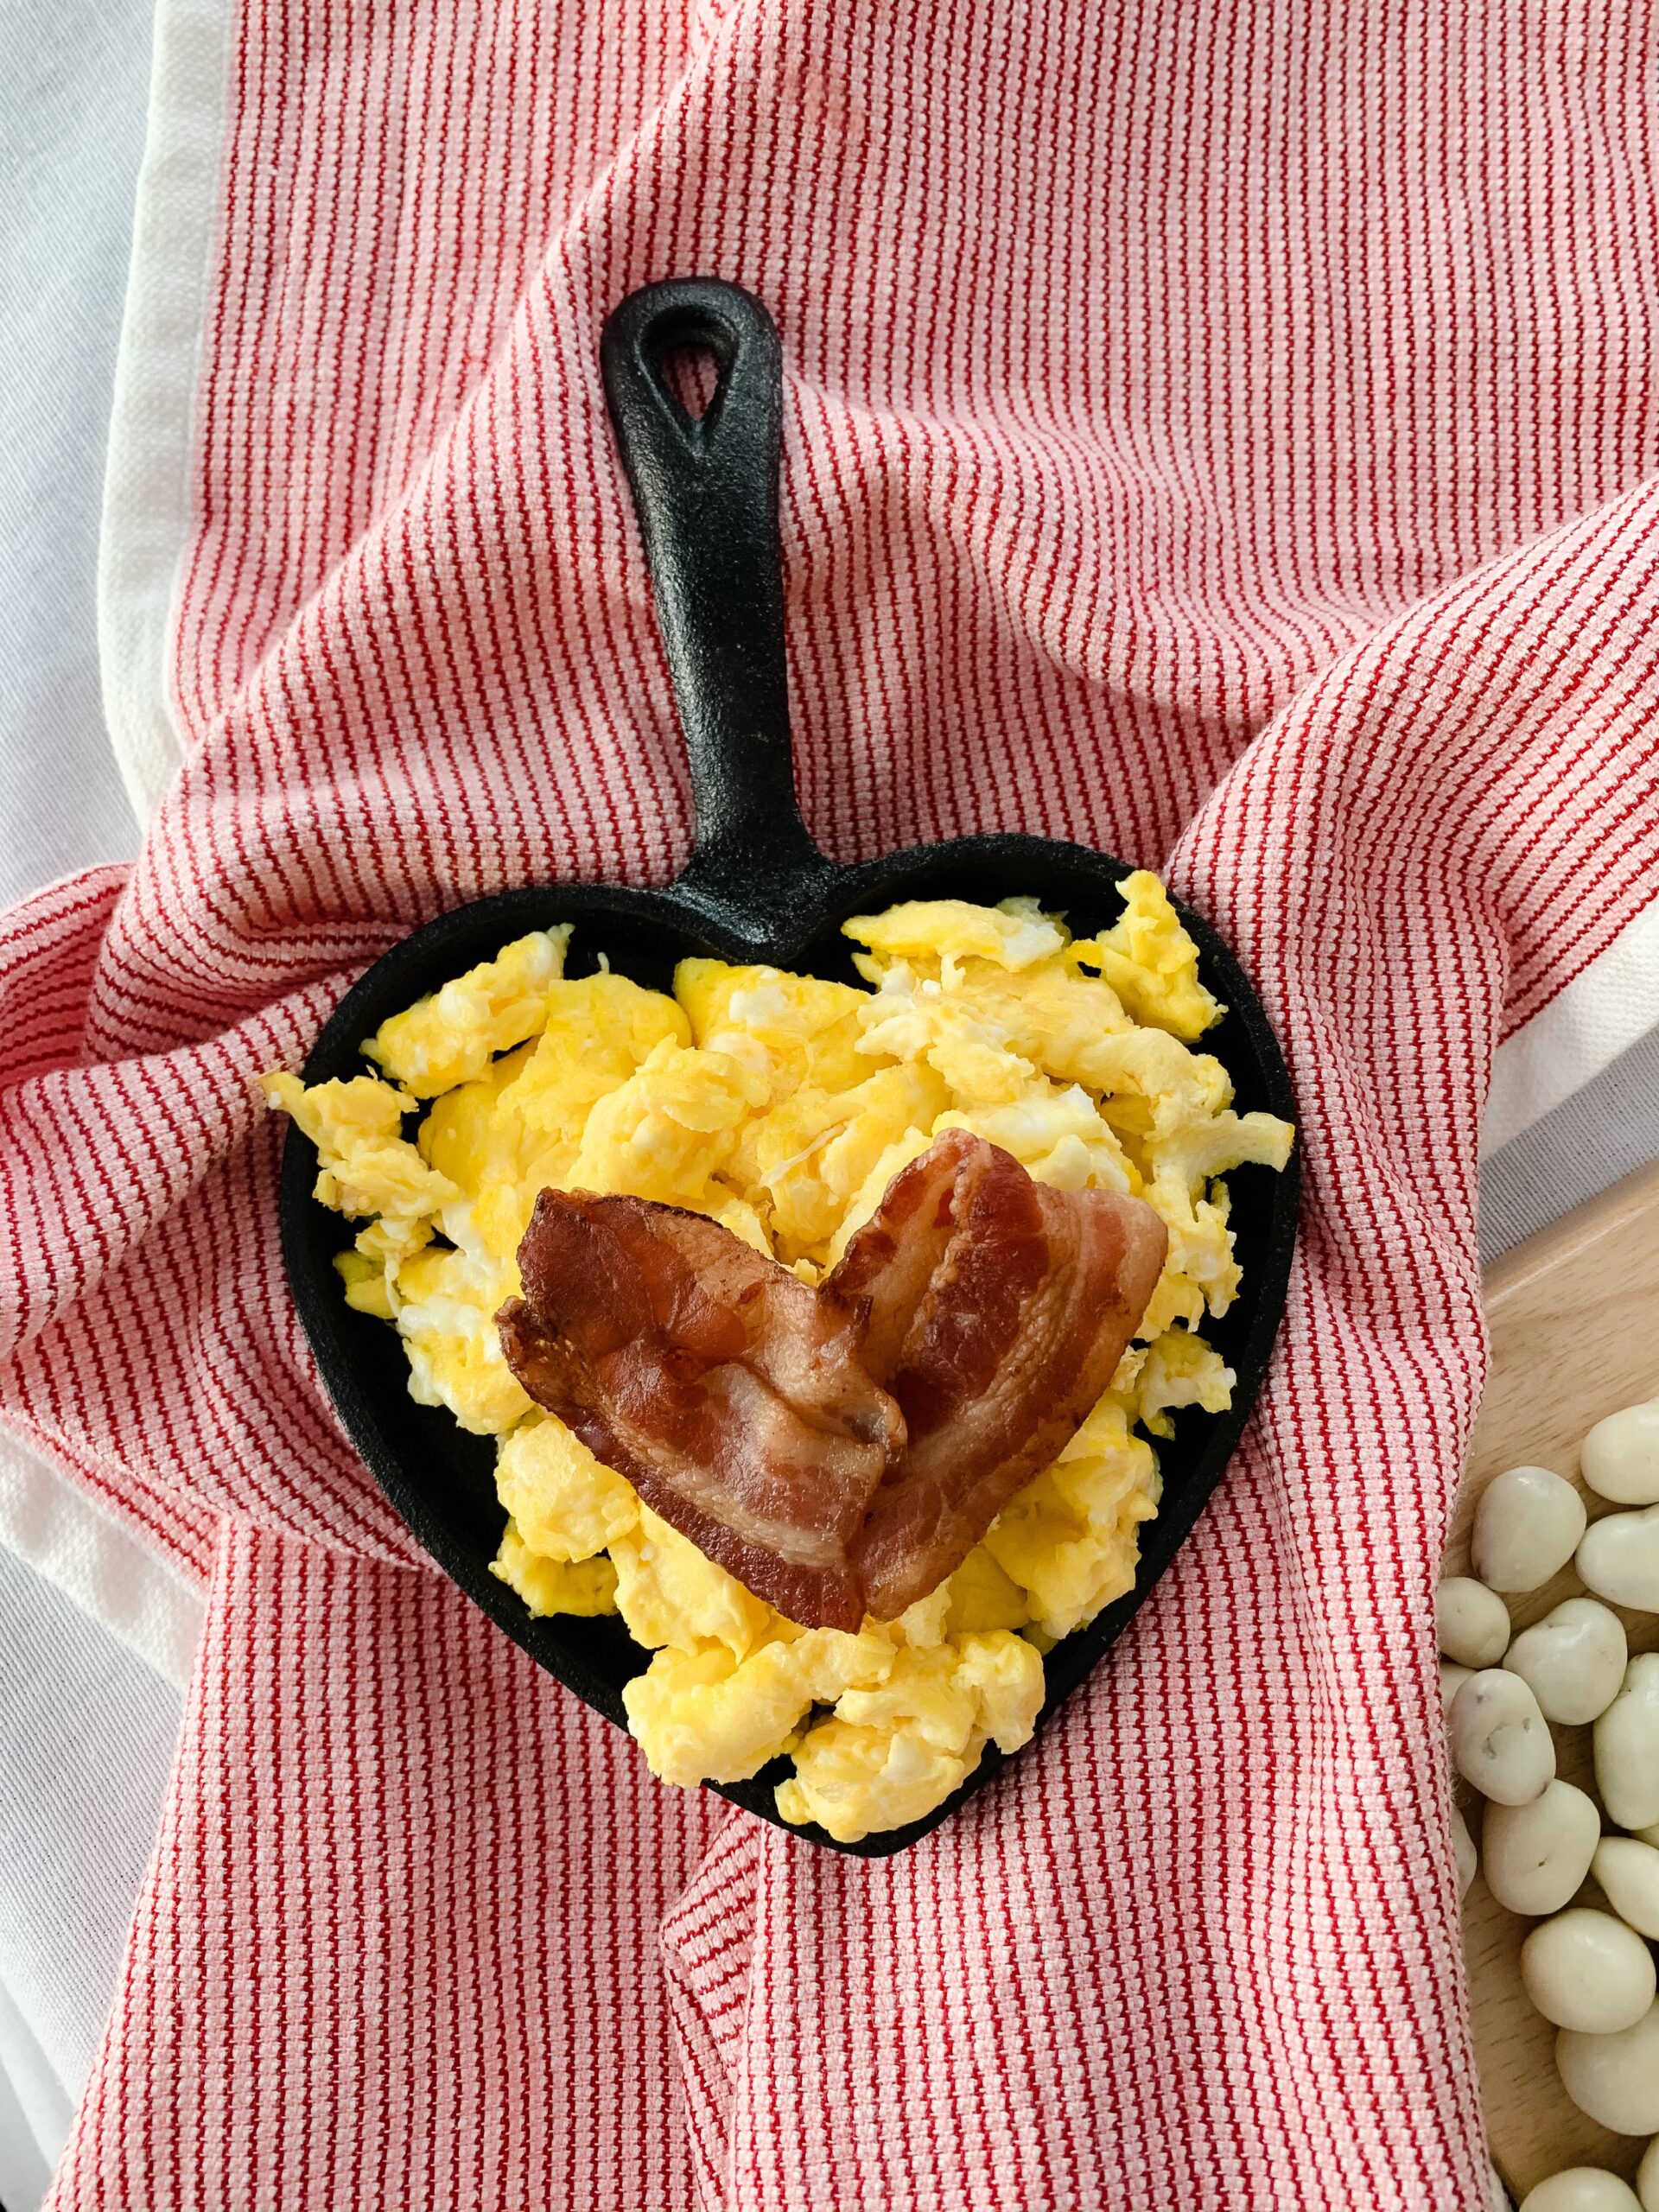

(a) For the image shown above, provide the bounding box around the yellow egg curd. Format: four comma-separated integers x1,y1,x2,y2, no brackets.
263,876,1292,1840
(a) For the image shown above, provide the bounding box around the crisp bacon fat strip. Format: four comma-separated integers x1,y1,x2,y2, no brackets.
497,1195,904,1629
498,1133,1167,1630
830,1128,1168,1619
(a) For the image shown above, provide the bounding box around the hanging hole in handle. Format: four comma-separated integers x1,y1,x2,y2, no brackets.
658,346,722,423
641,302,742,444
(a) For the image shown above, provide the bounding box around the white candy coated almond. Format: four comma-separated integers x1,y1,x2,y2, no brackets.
1483,1783,1601,1917
1557,2001,1659,2134
1583,1401,1659,1507
1522,1909,1656,2034
1593,1840,1659,1942
1504,1598,1628,1726
1452,1806,1478,1900
1437,1577,1511,1668
1637,2133,1659,2212
1474,1466,1587,1592
1518,2171,1643,2212
1579,1508,1659,1612
1596,1657,1659,1834
1452,1669,1555,1805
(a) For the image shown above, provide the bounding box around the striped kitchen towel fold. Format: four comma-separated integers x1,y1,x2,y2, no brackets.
3,0,1658,2203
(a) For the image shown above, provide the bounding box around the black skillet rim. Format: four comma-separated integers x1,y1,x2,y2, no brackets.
279,832,1299,1857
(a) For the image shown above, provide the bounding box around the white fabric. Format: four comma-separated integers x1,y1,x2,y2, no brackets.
0,1427,205,1689
0,1999,54,2212
0,0,148,917
0,1544,186,2205
0,1923,77,2193
0,1,1653,2204
1481,1020,1659,1261
98,0,235,825
1483,896,1659,1159
1,2,168,2200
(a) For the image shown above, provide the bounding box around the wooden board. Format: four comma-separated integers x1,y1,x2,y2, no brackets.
1447,1160,1659,2200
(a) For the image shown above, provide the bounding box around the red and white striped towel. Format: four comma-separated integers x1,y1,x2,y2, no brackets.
3,1,1658,2203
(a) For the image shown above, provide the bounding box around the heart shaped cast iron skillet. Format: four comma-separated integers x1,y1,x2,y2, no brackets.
280,277,1298,1857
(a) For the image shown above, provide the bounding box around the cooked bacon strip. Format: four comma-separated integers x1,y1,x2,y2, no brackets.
497,1192,904,1629
497,1134,1167,1632
829,1128,1168,1618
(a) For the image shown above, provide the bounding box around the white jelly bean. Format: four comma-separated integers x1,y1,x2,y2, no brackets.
1504,1598,1629,1725
1484,1783,1602,1916
1597,1657,1659,1834
1452,1804,1478,1899
1584,1401,1659,1507
1637,2133,1659,2212
1437,1576,1511,1668
1474,1465,1588,1592
1594,1840,1659,1941
1522,1909,1657,2034
1452,1669,1556,1804
1519,2171,1643,2212
1440,1660,1474,1714
1579,1507,1659,1612
1557,2001,1659,2133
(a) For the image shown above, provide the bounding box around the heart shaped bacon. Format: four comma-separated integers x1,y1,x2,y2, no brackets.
497,1129,1167,1630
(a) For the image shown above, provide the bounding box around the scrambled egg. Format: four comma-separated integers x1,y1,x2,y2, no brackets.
263,877,1293,1842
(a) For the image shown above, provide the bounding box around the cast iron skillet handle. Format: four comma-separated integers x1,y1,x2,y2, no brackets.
601,278,834,922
